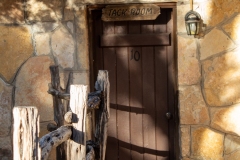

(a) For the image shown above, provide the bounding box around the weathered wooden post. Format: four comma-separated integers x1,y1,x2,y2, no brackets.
67,85,88,160
13,106,40,160
95,70,110,160
12,69,109,160
48,65,72,159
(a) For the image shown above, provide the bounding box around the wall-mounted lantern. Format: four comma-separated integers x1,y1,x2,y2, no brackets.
185,10,201,35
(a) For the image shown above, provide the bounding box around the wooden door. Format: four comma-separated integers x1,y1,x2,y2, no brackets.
89,5,177,160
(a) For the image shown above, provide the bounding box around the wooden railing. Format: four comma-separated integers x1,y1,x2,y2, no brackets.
13,68,110,160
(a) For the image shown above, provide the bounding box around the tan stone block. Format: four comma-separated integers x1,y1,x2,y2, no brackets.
104,0,126,3
15,56,55,122
84,0,105,4
64,8,75,21
75,6,89,70
33,22,59,33
73,0,105,4
177,3,190,33
179,85,209,125
180,126,190,157
199,28,235,60
0,26,33,82
178,36,200,85
192,0,240,27
223,14,240,44
191,126,224,160
59,71,89,89
0,0,24,24
203,50,240,106
210,104,240,136
0,79,13,137
208,0,240,27
66,22,74,34
51,27,75,69
225,150,240,160
224,134,240,155
72,72,89,85
26,0,63,22
35,33,51,55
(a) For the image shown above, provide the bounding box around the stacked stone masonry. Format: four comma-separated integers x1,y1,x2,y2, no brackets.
178,0,240,159
1,0,240,159
0,0,89,159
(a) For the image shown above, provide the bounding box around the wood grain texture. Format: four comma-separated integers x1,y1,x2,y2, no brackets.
103,47,118,160
95,70,110,160
102,4,160,21
13,106,40,160
101,33,170,47
91,7,176,159
40,125,72,160
67,85,88,160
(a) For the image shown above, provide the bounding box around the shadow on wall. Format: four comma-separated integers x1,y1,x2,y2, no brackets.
0,0,65,23
0,1,74,160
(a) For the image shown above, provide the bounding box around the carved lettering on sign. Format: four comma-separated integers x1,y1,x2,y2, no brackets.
102,4,160,21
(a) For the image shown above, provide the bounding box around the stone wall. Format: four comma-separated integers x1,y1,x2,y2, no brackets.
177,0,240,159
0,1,89,159
1,0,240,160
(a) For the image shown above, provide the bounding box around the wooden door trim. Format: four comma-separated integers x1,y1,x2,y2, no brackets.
87,3,179,159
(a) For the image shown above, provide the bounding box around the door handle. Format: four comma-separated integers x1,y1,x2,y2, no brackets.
166,112,172,120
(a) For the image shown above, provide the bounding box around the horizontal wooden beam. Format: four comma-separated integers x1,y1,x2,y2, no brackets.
100,33,170,47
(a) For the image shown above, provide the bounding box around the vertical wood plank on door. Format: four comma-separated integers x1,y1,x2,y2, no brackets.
104,47,118,160
129,21,143,160
103,20,117,160
115,21,131,160
154,9,170,159
117,47,131,160
155,46,169,160
141,20,157,160
142,47,156,160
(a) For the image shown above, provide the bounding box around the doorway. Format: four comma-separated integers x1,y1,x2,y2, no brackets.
88,4,178,160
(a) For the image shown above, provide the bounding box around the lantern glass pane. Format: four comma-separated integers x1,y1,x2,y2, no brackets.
185,22,191,35
190,22,197,35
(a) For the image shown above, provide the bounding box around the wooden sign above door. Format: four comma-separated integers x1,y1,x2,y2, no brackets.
102,4,160,21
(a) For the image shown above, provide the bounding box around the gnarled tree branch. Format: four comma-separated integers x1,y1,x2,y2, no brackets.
40,125,72,160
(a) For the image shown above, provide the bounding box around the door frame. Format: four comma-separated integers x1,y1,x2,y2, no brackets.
87,3,179,159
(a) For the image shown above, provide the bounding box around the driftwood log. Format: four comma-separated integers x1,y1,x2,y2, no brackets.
94,70,110,160
40,125,72,160
13,107,40,160
88,91,102,109
12,69,109,160
48,65,73,159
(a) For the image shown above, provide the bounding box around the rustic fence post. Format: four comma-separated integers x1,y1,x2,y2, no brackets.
13,106,40,160
95,70,110,160
67,85,88,160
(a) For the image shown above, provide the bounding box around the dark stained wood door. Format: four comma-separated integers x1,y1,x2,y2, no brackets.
90,5,177,160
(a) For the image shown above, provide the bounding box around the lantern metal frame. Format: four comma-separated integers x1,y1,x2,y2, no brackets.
185,10,201,35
